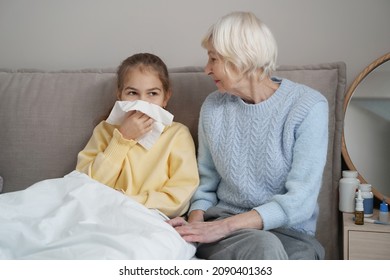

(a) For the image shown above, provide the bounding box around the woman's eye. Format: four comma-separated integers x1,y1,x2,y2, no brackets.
148,91,158,96
127,91,137,96
209,57,217,63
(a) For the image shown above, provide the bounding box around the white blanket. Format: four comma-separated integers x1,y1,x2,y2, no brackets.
0,171,195,260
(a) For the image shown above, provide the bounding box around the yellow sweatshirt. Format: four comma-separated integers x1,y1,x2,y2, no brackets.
76,121,199,218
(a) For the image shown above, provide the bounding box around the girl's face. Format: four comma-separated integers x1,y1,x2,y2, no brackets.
118,68,171,107
204,45,241,93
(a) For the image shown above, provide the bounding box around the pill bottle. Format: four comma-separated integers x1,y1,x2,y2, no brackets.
339,170,359,213
358,184,373,217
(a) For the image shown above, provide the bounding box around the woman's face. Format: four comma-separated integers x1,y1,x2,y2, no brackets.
117,68,170,108
204,46,241,93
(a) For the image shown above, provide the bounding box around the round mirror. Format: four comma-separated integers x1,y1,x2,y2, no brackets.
342,52,390,205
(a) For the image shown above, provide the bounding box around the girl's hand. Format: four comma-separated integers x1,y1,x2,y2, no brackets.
167,214,229,244
119,111,154,140
167,210,205,228
173,219,230,243
166,216,188,227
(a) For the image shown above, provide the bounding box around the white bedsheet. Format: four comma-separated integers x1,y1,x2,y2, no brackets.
0,171,196,260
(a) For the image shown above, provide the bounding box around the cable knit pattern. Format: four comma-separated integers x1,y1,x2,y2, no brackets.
190,78,329,235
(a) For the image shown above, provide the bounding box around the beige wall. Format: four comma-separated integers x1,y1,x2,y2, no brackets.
0,0,389,88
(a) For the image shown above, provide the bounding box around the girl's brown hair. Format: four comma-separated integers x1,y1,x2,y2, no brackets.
116,53,171,94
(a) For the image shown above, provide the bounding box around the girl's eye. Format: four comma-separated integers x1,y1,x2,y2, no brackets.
126,91,137,96
148,91,158,96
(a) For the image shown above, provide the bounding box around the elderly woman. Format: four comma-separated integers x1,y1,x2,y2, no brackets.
168,11,328,260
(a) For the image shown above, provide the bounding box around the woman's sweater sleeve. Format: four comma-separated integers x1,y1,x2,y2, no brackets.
255,101,329,231
189,110,221,213
76,121,137,188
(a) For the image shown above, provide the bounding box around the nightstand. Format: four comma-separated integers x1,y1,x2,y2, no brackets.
343,209,390,259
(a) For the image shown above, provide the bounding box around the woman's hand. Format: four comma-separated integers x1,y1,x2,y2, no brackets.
169,210,263,244
119,111,154,140
187,209,205,223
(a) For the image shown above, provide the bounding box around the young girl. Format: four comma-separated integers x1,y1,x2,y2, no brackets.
76,53,199,218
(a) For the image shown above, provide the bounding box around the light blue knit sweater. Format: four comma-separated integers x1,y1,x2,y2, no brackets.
190,78,329,235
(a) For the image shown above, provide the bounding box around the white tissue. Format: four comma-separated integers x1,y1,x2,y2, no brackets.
106,100,174,150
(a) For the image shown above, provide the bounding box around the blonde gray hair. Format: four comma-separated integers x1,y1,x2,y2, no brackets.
202,11,277,80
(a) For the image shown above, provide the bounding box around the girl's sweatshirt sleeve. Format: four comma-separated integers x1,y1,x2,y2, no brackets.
130,125,199,218
76,121,137,188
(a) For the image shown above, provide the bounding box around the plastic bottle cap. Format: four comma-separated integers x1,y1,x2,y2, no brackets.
380,201,389,213
359,184,372,192
342,170,358,178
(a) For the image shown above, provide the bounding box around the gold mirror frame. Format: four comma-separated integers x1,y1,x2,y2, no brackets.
341,52,390,205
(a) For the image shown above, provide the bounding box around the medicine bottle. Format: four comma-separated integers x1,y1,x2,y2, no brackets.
359,184,373,217
354,190,364,225
379,200,389,223
339,170,359,213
